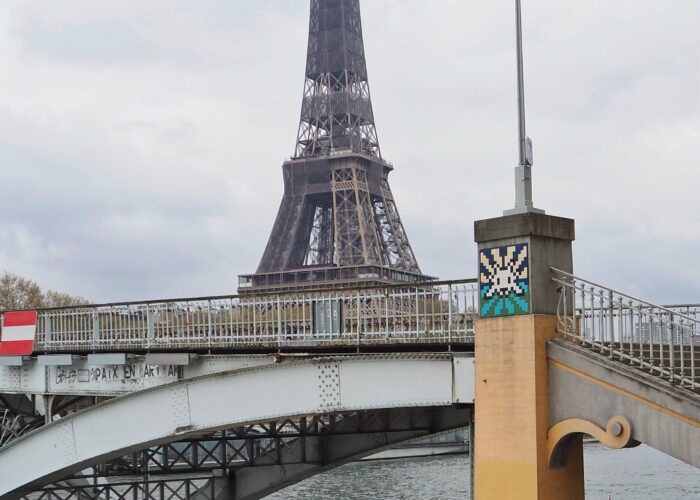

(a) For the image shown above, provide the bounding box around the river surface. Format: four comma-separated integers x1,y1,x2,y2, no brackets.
268,443,700,499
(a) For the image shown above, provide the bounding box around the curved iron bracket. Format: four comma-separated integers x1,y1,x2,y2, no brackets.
547,415,635,468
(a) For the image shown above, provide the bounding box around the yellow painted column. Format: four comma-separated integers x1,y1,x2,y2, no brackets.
473,213,581,499
474,315,583,500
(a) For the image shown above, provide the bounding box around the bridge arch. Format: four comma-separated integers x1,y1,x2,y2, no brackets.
0,353,474,499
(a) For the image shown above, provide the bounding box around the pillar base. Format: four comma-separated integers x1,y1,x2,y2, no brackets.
474,315,584,500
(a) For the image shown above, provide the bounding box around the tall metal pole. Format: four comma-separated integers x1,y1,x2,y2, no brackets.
516,0,527,168
505,0,544,215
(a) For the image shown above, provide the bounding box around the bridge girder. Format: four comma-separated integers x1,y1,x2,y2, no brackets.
547,339,700,468
83,409,455,478
0,353,474,498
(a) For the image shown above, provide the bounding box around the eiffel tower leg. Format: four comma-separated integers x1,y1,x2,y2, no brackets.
331,161,382,267
378,178,420,272
306,203,334,266
258,195,313,272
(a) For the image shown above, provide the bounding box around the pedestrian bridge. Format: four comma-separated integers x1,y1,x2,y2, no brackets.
0,271,698,498
0,354,474,499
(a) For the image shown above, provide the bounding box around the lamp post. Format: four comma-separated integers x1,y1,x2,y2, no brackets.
505,0,544,215
474,4,581,498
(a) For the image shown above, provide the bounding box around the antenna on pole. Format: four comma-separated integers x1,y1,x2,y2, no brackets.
505,0,544,216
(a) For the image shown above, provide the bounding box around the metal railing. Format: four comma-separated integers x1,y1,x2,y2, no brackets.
663,303,700,321
7,280,477,353
553,269,699,392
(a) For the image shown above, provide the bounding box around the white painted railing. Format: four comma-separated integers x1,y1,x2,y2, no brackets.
663,304,700,322
9,280,477,353
553,269,699,392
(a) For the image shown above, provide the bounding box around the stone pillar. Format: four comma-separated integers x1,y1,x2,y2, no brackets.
473,212,583,500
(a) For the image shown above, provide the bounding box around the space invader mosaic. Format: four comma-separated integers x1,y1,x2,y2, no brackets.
479,243,530,317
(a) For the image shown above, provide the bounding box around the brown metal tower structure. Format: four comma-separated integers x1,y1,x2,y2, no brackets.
239,0,432,293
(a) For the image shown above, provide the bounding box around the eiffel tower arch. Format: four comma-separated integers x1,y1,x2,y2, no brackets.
240,0,432,293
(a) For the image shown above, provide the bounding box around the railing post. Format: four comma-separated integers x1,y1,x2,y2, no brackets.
92,312,99,351
658,309,666,373
649,314,656,373
637,304,643,368
414,288,420,335
277,295,282,352
301,294,307,341
691,321,697,390
608,289,615,359
147,309,154,349
617,298,624,361
384,290,390,340
579,283,586,342
254,299,258,339
207,300,213,349
627,300,633,362
669,313,676,383
679,318,686,386
45,315,52,347
448,284,453,349
561,279,568,335
596,288,603,346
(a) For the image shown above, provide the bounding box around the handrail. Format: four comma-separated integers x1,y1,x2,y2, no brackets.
0,277,478,315
552,268,698,393
552,268,699,324
661,303,700,311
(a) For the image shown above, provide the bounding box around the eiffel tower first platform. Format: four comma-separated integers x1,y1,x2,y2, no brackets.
239,0,434,294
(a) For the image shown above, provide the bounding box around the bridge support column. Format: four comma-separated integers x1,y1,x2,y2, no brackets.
473,213,581,500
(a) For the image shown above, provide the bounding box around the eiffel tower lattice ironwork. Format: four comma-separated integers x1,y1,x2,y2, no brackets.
239,0,432,293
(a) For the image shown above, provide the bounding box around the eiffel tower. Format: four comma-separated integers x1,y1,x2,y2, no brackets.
239,0,433,293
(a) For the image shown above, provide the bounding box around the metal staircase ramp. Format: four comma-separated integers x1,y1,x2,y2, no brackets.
553,268,699,395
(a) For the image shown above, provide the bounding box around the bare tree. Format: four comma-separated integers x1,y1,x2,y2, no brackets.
43,290,89,308
0,273,45,310
0,272,89,310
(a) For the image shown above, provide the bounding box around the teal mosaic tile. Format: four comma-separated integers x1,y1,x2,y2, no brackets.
479,243,530,317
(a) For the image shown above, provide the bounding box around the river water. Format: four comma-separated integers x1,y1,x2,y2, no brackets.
268,443,700,499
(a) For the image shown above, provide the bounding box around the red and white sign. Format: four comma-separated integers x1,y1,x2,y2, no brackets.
0,311,37,356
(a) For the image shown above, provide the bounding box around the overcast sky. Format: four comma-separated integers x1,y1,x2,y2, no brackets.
0,1,698,304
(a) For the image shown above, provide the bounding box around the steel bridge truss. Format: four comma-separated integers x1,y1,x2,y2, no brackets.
27,479,213,500
27,407,472,499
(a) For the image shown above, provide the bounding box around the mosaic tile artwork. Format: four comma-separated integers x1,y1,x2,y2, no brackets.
479,243,530,317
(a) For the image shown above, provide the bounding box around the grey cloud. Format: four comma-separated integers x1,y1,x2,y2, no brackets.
0,1,697,305
18,19,150,64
